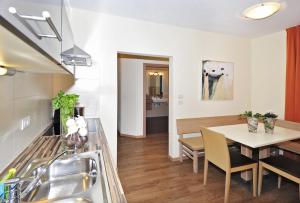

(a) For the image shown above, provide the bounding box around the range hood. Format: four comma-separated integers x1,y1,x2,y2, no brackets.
61,45,92,66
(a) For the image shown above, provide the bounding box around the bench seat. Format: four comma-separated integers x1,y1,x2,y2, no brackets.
179,137,235,151
258,155,300,199
276,141,300,155
261,155,300,178
178,137,204,151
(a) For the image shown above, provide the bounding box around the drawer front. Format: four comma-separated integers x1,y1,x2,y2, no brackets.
0,0,62,64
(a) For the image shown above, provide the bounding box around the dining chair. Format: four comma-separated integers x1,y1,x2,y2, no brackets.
201,127,257,203
178,130,235,173
258,155,300,199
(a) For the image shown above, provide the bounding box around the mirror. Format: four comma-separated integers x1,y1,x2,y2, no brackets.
149,74,163,97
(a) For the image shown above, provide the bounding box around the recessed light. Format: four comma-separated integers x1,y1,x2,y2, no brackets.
0,66,17,76
0,66,8,75
243,2,281,20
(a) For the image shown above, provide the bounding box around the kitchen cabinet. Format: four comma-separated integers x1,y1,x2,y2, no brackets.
0,0,74,74
61,1,74,74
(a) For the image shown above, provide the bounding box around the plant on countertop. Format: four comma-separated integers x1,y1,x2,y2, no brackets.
66,116,88,137
64,116,88,149
52,91,79,134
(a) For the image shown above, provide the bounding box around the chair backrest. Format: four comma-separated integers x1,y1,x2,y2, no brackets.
201,127,231,171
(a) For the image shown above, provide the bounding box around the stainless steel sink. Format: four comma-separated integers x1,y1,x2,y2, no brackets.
19,151,110,203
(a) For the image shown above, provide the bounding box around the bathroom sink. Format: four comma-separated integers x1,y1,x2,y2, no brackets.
19,151,110,203
152,97,168,103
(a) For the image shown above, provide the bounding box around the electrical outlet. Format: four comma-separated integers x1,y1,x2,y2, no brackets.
20,118,26,131
26,116,31,127
20,116,31,131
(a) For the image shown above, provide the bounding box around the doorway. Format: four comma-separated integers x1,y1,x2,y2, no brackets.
144,64,169,135
117,53,169,138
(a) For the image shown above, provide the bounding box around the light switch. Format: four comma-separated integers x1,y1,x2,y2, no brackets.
178,94,183,105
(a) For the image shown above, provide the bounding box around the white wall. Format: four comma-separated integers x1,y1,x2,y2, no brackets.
0,73,53,171
70,10,252,163
118,58,168,136
251,31,286,119
67,65,101,118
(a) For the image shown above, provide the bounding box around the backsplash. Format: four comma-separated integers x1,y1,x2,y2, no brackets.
0,72,53,171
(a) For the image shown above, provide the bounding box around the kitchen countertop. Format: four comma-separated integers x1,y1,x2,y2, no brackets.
0,118,126,203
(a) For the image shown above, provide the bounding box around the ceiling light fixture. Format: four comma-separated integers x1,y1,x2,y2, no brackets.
243,2,281,20
0,66,17,76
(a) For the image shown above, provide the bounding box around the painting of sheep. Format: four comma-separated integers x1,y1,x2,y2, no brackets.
202,60,233,100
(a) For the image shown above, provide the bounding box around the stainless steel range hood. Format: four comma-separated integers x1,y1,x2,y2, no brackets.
61,45,92,66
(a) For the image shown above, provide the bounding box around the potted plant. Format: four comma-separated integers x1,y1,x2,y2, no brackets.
262,112,278,134
241,111,262,133
65,116,88,150
52,91,79,135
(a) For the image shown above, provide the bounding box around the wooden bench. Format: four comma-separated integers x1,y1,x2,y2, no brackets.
258,155,300,199
274,119,300,160
176,115,245,173
277,141,300,155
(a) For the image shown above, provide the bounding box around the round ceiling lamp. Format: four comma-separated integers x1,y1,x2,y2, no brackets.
243,2,281,20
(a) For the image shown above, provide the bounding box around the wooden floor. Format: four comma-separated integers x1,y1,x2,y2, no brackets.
117,133,299,203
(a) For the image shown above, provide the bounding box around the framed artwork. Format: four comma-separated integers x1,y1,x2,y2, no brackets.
202,60,234,100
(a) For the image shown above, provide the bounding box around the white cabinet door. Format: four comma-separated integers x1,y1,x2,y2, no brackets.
0,0,62,64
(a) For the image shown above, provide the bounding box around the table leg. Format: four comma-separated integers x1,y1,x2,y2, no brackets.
240,145,270,181
241,145,253,181
259,147,270,176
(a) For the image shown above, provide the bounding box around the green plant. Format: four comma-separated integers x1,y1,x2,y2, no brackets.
263,112,278,119
240,111,253,118
253,113,263,119
52,91,79,133
241,111,264,120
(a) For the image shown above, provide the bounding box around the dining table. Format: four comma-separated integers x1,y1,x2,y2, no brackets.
209,123,300,181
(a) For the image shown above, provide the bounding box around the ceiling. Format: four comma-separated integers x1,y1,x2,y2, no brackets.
66,0,300,38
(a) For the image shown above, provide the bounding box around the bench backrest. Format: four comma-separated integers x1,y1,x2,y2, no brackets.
176,115,245,135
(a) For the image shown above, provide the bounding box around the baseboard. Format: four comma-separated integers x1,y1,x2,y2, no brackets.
119,133,146,139
168,155,189,162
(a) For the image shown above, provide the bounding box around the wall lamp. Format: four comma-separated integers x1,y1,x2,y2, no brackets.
0,66,17,76
149,72,163,76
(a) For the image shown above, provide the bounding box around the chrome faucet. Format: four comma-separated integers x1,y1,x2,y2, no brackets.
3,150,74,203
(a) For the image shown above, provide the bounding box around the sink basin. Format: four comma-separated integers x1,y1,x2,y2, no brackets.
25,157,98,180
19,151,109,203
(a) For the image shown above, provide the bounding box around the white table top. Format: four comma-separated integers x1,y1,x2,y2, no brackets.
209,124,300,148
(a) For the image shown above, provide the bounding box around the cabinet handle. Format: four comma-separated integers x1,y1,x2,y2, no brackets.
8,7,62,41
42,11,62,41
